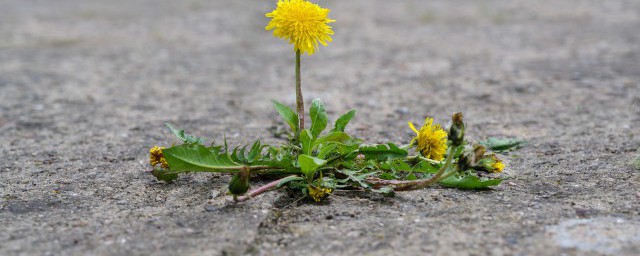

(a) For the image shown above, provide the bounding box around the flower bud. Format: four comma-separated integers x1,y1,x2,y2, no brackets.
448,112,465,147
228,168,251,195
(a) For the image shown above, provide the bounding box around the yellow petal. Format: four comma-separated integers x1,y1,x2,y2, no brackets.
408,122,419,134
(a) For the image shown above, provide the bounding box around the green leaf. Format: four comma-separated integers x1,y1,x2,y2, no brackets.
166,123,205,144
479,137,527,152
357,143,408,161
413,161,440,174
337,170,376,188
151,169,179,182
439,174,502,189
276,176,305,188
272,100,299,133
254,145,297,171
298,154,327,179
163,144,243,172
247,140,263,162
317,143,338,160
299,129,313,155
379,159,412,172
315,132,351,146
405,173,418,180
378,172,397,180
331,110,356,132
309,99,328,138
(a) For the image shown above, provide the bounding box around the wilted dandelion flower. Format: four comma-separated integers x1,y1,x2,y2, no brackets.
150,146,169,168
308,185,332,202
265,0,335,55
409,118,448,161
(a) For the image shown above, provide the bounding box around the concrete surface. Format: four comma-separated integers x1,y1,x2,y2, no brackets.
1,0,639,255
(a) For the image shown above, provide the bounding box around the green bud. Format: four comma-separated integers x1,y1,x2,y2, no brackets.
151,168,179,182
448,112,465,147
228,168,250,195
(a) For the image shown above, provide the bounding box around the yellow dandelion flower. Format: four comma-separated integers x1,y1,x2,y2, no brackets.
489,155,505,173
265,0,335,55
408,118,448,161
149,146,169,168
308,185,332,202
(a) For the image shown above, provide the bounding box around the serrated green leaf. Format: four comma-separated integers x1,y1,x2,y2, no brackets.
405,173,418,180
479,137,527,152
379,159,412,172
337,170,376,188
331,110,356,132
166,123,205,144
247,140,262,161
309,99,328,138
357,143,408,161
230,146,241,162
298,154,327,179
237,146,247,162
300,129,313,155
223,134,229,153
163,144,243,172
378,172,397,180
272,100,299,133
413,161,440,174
439,174,502,189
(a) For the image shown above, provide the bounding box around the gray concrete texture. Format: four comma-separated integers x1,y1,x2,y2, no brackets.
1,0,639,255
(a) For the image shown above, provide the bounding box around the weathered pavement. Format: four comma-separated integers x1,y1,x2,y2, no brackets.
1,0,639,255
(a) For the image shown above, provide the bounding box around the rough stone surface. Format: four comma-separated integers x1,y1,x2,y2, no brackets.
1,0,639,255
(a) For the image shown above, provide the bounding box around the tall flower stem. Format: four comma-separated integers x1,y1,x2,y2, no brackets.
295,49,304,130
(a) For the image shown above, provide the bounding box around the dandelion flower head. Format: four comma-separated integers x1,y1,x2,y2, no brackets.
265,0,335,55
409,118,448,161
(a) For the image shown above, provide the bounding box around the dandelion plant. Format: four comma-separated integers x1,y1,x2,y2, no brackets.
147,0,512,203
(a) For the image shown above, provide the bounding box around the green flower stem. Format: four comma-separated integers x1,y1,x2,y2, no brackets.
236,175,299,202
295,49,304,130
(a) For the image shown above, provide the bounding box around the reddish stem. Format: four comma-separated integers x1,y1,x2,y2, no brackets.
235,175,298,202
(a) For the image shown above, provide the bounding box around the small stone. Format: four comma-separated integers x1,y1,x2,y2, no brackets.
210,190,220,199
